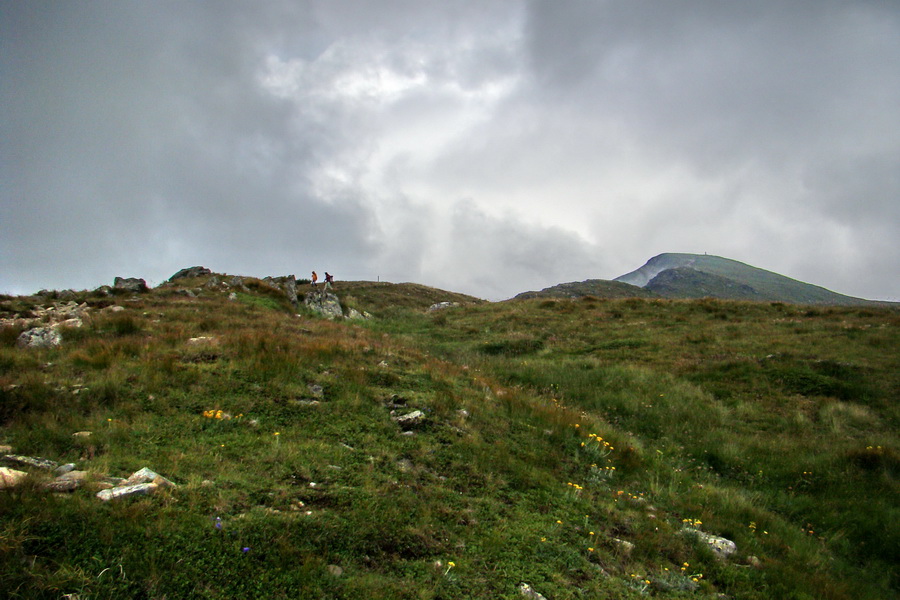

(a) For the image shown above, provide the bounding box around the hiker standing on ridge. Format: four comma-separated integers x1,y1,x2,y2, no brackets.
311,271,318,288
324,272,334,291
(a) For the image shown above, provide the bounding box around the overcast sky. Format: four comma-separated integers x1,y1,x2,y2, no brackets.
2,1,898,301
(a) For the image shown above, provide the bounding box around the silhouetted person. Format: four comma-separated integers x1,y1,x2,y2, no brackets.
311,271,318,288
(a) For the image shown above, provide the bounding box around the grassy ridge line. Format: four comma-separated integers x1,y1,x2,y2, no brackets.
0,284,898,598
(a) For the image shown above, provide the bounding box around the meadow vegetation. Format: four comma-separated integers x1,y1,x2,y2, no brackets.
0,280,897,599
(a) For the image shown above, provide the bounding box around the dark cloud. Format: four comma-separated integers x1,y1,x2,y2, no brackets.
2,1,898,300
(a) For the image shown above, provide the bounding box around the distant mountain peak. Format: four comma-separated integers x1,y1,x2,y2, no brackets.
614,253,886,306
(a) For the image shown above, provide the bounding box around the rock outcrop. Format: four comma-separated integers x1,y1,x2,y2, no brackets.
304,292,343,319
113,277,148,293
168,266,212,281
17,327,62,348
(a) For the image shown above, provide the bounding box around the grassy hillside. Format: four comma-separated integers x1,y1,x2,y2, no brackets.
1,279,898,599
615,253,886,306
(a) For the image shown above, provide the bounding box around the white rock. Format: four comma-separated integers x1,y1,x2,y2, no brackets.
683,528,737,560
518,583,548,600
125,467,176,488
393,410,426,430
16,327,62,348
0,467,28,489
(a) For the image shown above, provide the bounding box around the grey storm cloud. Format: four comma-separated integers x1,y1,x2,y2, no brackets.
2,1,898,300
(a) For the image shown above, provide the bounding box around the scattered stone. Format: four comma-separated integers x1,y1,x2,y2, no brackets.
168,266,212,282
428,301,459,312
44,478,80,493
96,482,158,501
94,285,113,296
54,463,77,476
327,565,344,577
103,305,126,313
72,431,92,438
346,308,372,320
59,470,88,483
2,455,59,470
125,467,177,489
187,336,219,346
17,327,62,348
518,583,549,600
230,276,250,291
396,459,415,473
384,394,408,408
228,292,238,301
307,384,324,398
113,277,148,293
291,400,320,407
457,409,470,419
683,528,737,560
612,538,635,556
392,410,426,430
0,467,28,489
0,445,12,454
56,318,83,329
747,555,763,569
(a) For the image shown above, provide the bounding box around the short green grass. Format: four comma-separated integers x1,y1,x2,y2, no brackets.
1,285,897,599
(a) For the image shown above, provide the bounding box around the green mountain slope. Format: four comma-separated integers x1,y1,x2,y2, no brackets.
1,274,898,599
513,279,660,300
615,253,887,306
644,267,763,301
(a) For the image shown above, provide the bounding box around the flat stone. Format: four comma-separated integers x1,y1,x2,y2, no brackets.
393,410,426,430
54,463,77,475
96,482,158,501
44,478,80,492
72,431,92,438
613,538,635,556
2,455,59,471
